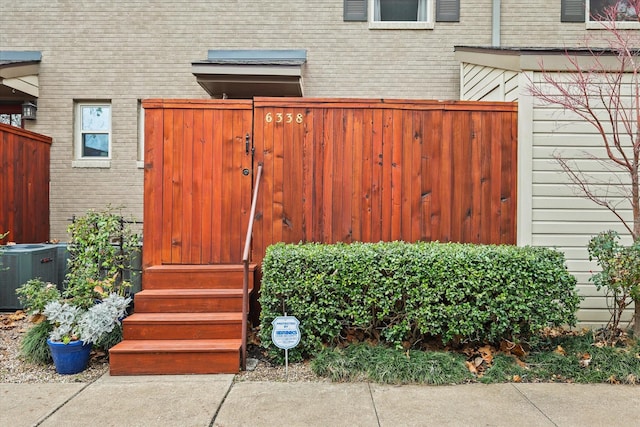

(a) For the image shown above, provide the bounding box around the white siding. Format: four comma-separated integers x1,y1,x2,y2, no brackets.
530,71,636,327
460,63,519,101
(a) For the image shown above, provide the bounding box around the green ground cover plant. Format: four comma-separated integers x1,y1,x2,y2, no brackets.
310,330,640,385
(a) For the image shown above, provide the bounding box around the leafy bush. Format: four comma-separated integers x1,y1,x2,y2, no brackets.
16,279,62,315
588,230,640,339
65,206,140,308
259,241,580,361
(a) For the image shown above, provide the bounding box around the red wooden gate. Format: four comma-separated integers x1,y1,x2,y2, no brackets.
142,100,253,268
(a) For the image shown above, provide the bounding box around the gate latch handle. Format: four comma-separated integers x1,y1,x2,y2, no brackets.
245,133,250,155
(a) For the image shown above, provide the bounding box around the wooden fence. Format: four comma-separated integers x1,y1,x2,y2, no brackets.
142,98,517,268
251,98,517,263
0,123,52,244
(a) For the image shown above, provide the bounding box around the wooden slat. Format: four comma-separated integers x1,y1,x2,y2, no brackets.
211,108,224,263
351,109,364,242
200,109,214,264
161,109,174,264
410,110,422,242
341,109,353,242
143,108,163,267
381,109,393,242
181,109,194,263
489,110,503,244
191,109,204,264
321,108,334,243
401,110,413,241
371,109,384,243
302,107,315,242
390,109,403,240
171,110,184,263
361,109,374,243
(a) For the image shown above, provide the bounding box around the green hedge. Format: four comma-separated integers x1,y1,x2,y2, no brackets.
259,241,580,360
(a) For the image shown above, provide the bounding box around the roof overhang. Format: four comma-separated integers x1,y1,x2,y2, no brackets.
192,49,306,98
0,51,41,99
454,46,632,72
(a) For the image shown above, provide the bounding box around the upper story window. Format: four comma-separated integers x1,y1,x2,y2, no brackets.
588,0,640,28
73,102,111,168
590,0,637,20
344,0,458,26
369,0,434,29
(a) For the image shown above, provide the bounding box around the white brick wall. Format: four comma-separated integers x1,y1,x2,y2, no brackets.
0,1,605,239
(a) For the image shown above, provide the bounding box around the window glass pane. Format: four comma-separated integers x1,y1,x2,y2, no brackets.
82,106,110,131
590,0,638,21
0,113,22,128
380,0,419,21
82,133,109,157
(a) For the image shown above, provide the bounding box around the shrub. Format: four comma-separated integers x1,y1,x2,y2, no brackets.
65,206,140,308
588,230,640,340
259,241,580,361
16,279,62,315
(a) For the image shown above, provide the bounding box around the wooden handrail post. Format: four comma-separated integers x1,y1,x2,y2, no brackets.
241,163,263,370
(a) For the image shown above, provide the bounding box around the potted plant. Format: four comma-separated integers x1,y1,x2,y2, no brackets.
43,293,131,374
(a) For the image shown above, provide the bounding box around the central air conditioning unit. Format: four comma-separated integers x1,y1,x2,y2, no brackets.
0,244,58,310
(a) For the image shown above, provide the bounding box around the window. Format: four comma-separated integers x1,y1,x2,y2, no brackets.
137,100,144,168
590,0,637,20
588,0,640,28
369,0,434,29
0,105,23,128
74,102,111,167
561,0,640,26
344,0,458,25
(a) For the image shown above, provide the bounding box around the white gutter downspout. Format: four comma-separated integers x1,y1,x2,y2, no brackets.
492,0,501,46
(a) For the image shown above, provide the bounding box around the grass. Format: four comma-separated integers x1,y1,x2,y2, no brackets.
20,320,52,364
312,344,473,385
310,331,640,385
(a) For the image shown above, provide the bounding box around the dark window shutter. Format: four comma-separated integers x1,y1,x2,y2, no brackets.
344,0,367,21
436,0,460,22
561,0,585,22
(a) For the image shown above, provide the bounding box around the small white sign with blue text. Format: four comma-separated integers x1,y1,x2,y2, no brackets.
271,316,301,350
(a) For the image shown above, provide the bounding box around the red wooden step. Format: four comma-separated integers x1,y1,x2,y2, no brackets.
109,339,240,375
142,264,256,289
134,289,250,313
122,312,242,340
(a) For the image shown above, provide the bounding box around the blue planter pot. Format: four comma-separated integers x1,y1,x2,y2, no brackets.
47,339,92,374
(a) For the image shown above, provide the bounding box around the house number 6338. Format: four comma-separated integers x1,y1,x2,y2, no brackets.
265,112,304,124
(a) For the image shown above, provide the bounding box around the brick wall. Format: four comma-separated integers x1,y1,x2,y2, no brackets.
0,0,597,239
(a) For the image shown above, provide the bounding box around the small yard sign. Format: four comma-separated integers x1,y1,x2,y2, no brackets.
271,315,300,350
271,315,300,380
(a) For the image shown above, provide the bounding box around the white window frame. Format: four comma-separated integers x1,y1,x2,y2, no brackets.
137,100,145,169
368,0,434,30
73,101,112,168
586,0,640,29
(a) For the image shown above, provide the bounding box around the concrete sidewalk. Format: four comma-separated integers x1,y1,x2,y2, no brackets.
2,374,638,427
